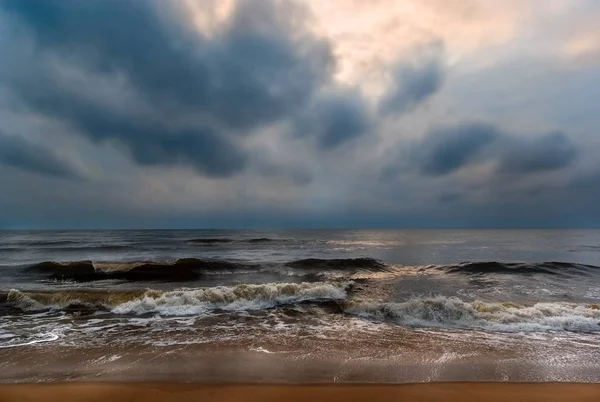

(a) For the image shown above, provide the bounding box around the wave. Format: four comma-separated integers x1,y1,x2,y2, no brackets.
568,245,600,252
5,282,351,315
112,282,349,315
186,237,288,245
6,288,600,333
246,237,279,243
21,258,598,284
24,257,388,282
20,240,79,247
437,261,599,276
0,247,24,252
0,245,134,254
69,244,134,251
26,259,258,281
4,289,151,314
285,258,387,271
344,296,600,333
186,238,234,245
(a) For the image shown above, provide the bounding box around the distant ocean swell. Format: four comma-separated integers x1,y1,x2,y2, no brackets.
4,285,600,333
18,258,387,281
13,258,599,282
186,237,290,245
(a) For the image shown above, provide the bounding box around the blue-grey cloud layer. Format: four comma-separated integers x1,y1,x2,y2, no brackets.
379,50,445,116
0,131,78,178
1,0,335,176
1,0,450,174
497,132,577,175
413,122,578,176
0,0,598,228
4,0,331,128
294,90,372,150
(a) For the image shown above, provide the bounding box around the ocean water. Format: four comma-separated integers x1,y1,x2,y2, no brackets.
1,229,600,382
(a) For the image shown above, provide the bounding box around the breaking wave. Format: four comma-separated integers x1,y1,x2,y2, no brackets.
5,282,351,316
344,296,600,333
5,286,600,332
112,282,349,315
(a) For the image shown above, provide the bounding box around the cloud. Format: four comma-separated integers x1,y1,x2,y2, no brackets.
0,0,598,229
1,0,333,176
379,46,445,116
290,44,446,152
3,0,333,128
497,131,577,175
0,131,79,178
408,122,579,177
306,0,528,87
126,128,248,177
2,66,248,176
418,122,500,176
294,89,371,150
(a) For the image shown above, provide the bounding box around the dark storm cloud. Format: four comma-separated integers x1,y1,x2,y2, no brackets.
294,90,371,150
0,0,452,176
1,0,333,176
379,51,445,116
418,122,500,176
496,131,577,174
412,122,579,177
124,128,247,177
0,132,79,178
3,0,332,130
4,79,247,176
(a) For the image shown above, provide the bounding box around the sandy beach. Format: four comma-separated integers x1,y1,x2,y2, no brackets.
1,383,600,402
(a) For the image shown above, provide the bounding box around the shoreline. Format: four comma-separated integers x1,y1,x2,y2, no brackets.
3,342,600,383
1,382,600,402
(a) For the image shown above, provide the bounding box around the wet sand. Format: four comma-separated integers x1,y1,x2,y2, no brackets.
1,383,600,402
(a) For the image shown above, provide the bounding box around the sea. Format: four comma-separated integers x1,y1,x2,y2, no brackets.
1,229,600,383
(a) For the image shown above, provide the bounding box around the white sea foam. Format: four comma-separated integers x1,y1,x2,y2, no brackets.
89,354,122,365
0,333,59,349
7,289,45,311
317,265,432,280
344,296,600,333
112,282,350,315
250,346,275,354
9,285,600,334
0,330,17,340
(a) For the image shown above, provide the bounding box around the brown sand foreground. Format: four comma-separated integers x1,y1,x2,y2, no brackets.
1,383,600,402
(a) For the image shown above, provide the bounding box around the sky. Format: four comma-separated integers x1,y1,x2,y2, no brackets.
0,0,599,229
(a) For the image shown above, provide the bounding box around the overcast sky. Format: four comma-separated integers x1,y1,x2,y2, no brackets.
0,0,599,229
